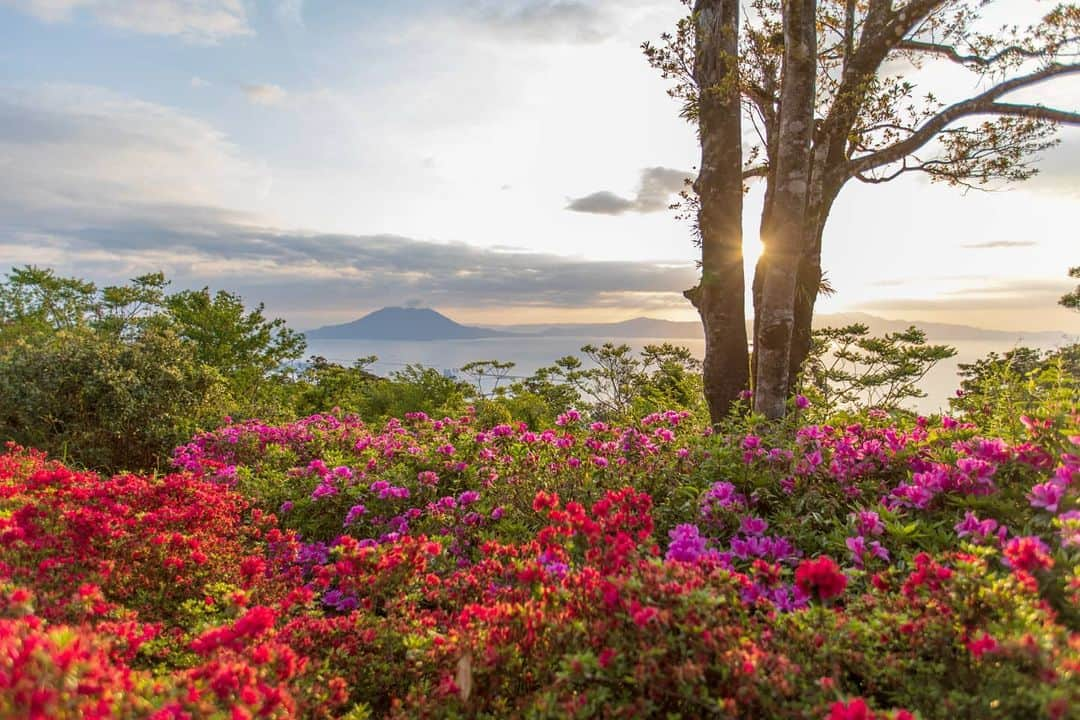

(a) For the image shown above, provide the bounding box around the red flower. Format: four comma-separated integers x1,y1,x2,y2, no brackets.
1003,536,1053,573
965,631,998,659
829,697,873,720
795,555,847,601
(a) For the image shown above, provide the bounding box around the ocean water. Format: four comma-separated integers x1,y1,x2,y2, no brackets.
305,336,1069,415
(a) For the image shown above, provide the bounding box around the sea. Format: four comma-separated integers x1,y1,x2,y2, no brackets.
305,335,1074,415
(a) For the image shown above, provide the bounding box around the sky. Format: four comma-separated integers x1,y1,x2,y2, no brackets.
0,0,1077,333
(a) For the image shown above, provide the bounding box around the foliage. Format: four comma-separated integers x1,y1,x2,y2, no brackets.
798,325,957,417
532,343,706,423
358,365,471,421
1061,266,1080,311
951,343,1079,441
0,266,98,341
0,266,305,470
165,287,306,414
0,327,230,472
292,355,380,417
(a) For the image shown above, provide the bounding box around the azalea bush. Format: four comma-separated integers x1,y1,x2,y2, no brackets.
0,379,1077,717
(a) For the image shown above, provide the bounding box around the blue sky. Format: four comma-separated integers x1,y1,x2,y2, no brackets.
0,0,1077,332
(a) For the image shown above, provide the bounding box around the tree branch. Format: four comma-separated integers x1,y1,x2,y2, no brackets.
743,164,770,179
898,39,1080,67
848,63,1080,175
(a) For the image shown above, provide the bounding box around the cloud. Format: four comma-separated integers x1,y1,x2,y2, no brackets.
0,84,267,228
960,240,1037,249
190,76,209,88
860,278,1072,313
567,166,691,215
566,191,635,214
3,0,251,43
0,225,699,324
474,1,611,44
0,83,696,323
242,83,287,106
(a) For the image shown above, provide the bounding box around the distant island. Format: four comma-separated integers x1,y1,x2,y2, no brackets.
306,307,1073,345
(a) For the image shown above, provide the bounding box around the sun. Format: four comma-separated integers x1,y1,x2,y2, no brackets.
743,234,764,269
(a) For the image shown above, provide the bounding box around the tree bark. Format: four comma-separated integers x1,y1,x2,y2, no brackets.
689,0,749,424
753,0,816,419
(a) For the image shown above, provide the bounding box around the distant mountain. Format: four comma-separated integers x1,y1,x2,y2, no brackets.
307,306,1073,345
814,313,1072,345
305,307,512,341
494,313,1073,344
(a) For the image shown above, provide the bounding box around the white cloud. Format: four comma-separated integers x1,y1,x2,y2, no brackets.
242,83,287,106
3,0,251,43
0,84,268,227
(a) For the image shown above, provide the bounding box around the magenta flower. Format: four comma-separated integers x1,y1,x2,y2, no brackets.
1028,481,1064,513
343,504,366,526
954,511,999,541
311,482,338,500
853,510,885,537
740,516,768,536
666,524,708,563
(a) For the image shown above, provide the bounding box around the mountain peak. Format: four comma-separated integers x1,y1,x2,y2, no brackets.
305,307,508,341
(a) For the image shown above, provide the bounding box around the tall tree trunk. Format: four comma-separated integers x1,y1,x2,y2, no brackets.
753,0,817,419
750,161,777,390
788,221,824,389
689,0,748,424
788,157,845,389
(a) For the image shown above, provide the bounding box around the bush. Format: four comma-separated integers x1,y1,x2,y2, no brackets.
0,327,231,472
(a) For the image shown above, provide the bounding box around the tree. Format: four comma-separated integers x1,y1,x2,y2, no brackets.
646,0,749,425
0,266,97,342
798,324,956,415
165,287,306,412
1061,266,1080,310
647,0,1080,419
460,360,517,399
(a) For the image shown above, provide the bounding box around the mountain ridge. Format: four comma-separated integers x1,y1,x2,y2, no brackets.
306,307,1074,344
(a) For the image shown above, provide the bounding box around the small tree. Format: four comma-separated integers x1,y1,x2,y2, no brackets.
798,324,956,415
951,344,1079,440
460,360,517,399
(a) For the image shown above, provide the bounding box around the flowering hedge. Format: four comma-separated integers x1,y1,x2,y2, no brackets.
1,400,1077,717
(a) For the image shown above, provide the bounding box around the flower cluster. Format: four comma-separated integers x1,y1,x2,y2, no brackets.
0,397,1077,719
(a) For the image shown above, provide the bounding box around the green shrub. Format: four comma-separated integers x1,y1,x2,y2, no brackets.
0,326,230,472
